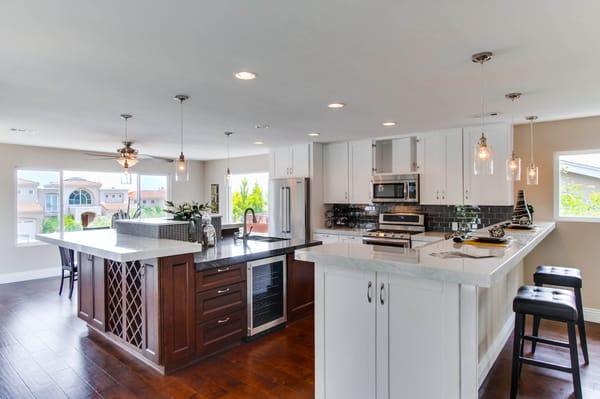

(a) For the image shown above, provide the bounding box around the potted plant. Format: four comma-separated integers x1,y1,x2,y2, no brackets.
163,201,210,242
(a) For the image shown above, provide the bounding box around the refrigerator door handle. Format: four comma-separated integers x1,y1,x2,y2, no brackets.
286,186,292,233
280,187,285,234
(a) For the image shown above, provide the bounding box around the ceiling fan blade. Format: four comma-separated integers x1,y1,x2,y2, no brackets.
84,152,118,158
88,157,119,161
138,154,174,162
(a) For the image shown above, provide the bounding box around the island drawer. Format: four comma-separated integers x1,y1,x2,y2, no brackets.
196,309,245,356
196,263,246,292
196,282,246,321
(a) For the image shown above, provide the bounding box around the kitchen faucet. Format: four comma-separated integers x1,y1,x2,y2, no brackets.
243,208,257,241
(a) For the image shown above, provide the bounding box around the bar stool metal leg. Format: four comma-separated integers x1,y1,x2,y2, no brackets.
574,287,589,364
568,321,583,399
510,312,525,399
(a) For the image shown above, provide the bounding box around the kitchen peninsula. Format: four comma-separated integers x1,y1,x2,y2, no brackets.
37,228,319,374
296,221,555,399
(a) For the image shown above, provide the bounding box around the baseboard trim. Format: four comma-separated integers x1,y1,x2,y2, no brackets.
584,307,600,324
0,268,61,285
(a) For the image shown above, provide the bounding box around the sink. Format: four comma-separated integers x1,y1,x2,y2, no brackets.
246,235,289,242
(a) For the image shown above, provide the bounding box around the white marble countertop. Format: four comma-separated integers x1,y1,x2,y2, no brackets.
411,231,448,242
297,222,555,287
115,218,189,225
36,229,204,262
313,227,368,237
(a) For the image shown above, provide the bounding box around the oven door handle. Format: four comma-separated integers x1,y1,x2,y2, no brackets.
362,237,411,247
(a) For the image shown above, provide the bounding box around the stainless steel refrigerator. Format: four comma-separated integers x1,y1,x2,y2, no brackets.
268,177,310,241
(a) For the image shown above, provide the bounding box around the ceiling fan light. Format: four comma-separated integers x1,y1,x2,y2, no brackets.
175,152,189,181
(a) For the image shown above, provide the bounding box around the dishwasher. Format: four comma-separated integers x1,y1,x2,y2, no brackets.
246,255,287,337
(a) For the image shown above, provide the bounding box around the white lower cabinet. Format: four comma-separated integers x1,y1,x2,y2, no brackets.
316,265,461,399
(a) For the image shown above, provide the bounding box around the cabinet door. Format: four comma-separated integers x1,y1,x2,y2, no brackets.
161,253,196,368
392,137,415,174
320,267,377,399
287,254,314,322
444,129,464,205
142,259,159,363
323,142,349,203
313,233,340,244
349,139,373,204
270,148,292,178
463,124,513,205
381,274,460,399
78,252,94,324
291,144,310,177
420,133,446,205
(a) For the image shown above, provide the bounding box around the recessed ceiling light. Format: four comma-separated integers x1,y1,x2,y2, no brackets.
255,124,270,129
235,71,257,80
308,132,320,137
382,122,397,127
9,128,34,133
254,141,264,145
327,102,345,109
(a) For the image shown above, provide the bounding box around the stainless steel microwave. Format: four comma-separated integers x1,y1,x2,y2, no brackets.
371,174,419,203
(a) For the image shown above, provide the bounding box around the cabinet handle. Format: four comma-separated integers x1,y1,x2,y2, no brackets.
345,192,348,200
380,283,385,305
436,190,439,200
442,191,446,200
465,189,469,200
217,317,230,324
216,267,230,273
217,288,230,294
367,281,373,303
88,254,94,261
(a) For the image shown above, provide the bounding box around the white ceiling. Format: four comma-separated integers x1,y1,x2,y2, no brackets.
1,0,600,160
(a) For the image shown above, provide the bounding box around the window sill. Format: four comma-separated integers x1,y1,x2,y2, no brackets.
555,216,600,223
15,241,50,248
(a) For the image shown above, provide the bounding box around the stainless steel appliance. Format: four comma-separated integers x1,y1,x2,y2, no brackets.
371,174,419,203
247,255,287,336
268,178,310,240
362,213,425,247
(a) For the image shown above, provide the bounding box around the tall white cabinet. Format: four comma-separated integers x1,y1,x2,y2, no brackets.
316,264,461,399
323,140,373,204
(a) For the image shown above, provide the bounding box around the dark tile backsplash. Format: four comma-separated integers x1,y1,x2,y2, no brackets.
326,203,514,232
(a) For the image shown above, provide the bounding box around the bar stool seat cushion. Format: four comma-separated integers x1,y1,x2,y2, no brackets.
534,265,582,288
514,285,578,322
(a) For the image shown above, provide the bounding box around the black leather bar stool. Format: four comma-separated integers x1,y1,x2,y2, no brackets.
58,247,77,299
511,285,582,399
532,265,589,364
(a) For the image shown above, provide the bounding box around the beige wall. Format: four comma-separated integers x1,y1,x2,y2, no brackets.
0,143,204,281
514,116,600,309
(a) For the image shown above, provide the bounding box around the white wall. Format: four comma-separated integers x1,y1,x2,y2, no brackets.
0,143,204,283
202,154,270,223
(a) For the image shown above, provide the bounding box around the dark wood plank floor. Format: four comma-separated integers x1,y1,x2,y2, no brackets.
2,277,600,398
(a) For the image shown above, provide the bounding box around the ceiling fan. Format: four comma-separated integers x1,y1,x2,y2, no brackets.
85,114,173,167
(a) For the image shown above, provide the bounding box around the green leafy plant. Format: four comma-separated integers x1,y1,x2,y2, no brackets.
163,201,210,220
232,178,267,222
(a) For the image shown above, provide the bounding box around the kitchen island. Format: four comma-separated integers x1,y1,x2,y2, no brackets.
37,229,319,374
296,221,555,399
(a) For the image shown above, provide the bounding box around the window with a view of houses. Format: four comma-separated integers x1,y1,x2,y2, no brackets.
556,151,600,221
16,169,168,244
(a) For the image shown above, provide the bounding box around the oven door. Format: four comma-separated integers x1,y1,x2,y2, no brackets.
362,236,411,248
371,181,407,202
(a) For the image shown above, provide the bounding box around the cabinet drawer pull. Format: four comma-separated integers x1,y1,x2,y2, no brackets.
216,267,230,273
217,317,230,324
367,281,373,303
380,283,385,305
217,288,231,294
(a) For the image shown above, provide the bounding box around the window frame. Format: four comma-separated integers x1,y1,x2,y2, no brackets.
554,149,600,223
15,167,171,247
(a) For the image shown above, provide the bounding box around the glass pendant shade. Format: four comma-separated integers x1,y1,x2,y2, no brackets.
117,156,138,168
527,164,539,185
175,152,189,182
474,133,494,175
121,161,132,184
506,152,522,181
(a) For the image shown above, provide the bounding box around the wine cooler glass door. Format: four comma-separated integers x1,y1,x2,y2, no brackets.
247,255,287,336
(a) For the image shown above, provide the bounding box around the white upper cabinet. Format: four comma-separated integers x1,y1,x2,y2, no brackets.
420,129,463,205
463,124,513,205
374,137,417,175
269,144,310,178
349,139,374,204
323,142,350,203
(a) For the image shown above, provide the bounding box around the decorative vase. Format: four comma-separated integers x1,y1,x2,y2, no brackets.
512,190,533,225
187,219,197,242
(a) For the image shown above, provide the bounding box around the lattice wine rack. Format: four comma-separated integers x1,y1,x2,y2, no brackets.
106,260,144,350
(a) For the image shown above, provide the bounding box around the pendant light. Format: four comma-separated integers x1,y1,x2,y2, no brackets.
472,51,494,176
224,131,234,181
505,93,522,181
526,115,539,185
174,94,190,182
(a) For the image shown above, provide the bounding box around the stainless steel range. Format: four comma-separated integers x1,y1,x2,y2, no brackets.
362,213,425,248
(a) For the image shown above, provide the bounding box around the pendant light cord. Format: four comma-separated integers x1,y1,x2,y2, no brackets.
179,99,184,154
530,119,534,165
124,118,128,142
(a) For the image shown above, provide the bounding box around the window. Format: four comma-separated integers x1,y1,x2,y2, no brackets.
68,189,92,205
556,150,600,221
45,193,58,213
16,170,60,244
228,173,269,232
138,175,168,218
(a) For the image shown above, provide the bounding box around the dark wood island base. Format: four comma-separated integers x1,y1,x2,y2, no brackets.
77,251,314,374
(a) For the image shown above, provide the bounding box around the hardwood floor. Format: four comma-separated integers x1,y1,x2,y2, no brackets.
2,277,600,398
